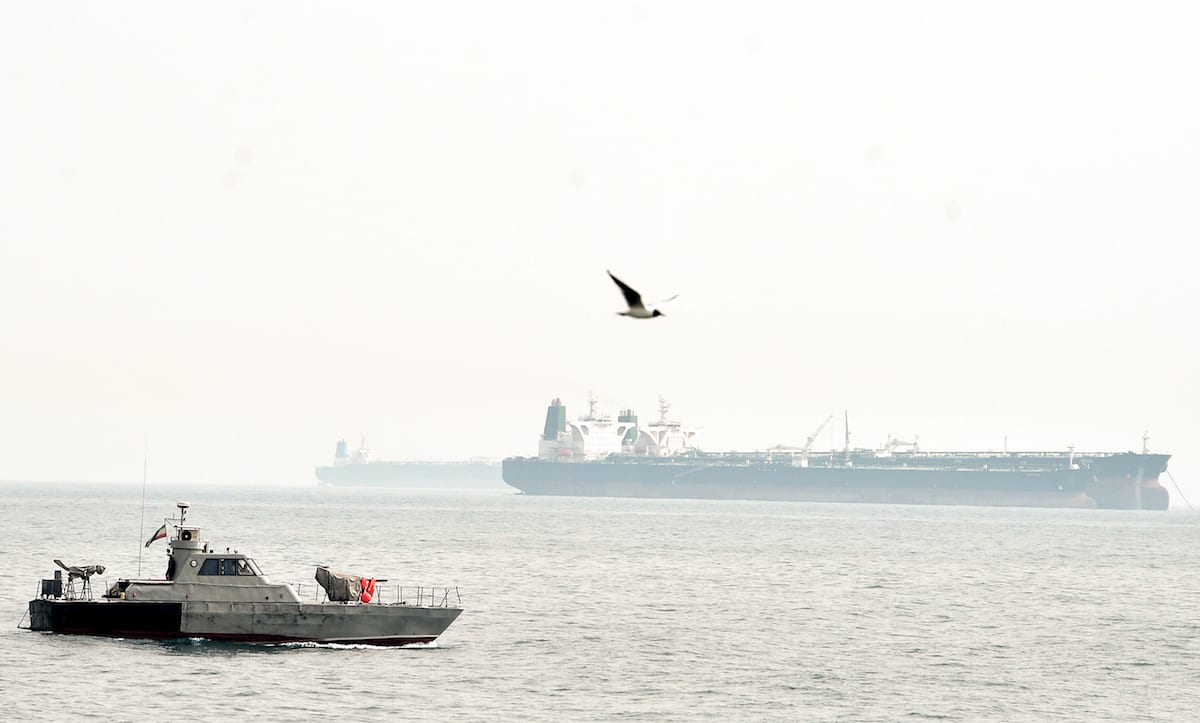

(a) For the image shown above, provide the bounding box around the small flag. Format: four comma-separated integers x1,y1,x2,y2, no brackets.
144,523,168,547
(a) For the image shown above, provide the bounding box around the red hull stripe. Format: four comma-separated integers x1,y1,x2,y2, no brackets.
45,628,437,646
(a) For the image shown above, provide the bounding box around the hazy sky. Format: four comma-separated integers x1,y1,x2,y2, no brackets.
2,4,1197,502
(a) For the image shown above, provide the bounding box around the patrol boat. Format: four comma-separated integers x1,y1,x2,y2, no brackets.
25,502,462,646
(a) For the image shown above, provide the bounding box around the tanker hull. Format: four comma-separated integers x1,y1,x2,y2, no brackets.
502,453,1171,510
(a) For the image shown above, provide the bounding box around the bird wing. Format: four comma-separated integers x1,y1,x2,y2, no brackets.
646,294,679,307
607,270,645,310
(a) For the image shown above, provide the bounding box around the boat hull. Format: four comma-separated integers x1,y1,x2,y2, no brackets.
501,453,1171,510
28,599,462,646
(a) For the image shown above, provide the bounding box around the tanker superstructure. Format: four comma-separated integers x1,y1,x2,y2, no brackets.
502,398,1173,510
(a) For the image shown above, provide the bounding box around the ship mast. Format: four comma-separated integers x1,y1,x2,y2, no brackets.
843,410,851,462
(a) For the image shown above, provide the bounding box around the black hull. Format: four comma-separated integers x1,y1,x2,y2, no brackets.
26,600,440,646
501,453,1171,510
29,600,184,637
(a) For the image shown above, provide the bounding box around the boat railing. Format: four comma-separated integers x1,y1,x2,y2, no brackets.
296,582,462,608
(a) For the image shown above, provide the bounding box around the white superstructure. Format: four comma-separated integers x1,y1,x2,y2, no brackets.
332,435,374,466
537,394,700,461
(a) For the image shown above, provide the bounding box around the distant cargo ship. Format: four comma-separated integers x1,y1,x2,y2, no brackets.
316,437,504,489
501,397,1173,510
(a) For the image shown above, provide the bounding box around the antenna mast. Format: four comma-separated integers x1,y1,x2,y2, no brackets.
137,438,148,577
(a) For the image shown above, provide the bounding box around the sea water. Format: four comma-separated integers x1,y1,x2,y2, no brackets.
1,482,1198,721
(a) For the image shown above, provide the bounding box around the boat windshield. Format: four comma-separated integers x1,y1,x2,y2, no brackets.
198,557,263,577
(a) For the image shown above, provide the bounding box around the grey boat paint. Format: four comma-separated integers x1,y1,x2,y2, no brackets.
26,502,462,646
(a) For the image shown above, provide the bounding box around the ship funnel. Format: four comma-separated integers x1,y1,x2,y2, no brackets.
543,398,567,441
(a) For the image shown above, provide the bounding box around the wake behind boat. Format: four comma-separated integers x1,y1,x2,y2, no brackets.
25,502,462,646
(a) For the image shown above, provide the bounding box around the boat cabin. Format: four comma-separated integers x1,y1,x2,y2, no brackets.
108,503,301,603
161,529,265,583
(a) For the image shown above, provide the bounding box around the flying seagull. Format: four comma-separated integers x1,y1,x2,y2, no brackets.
607,270,676,319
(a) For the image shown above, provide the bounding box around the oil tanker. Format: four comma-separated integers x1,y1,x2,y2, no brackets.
316,437,504,489
500,397,1172,510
